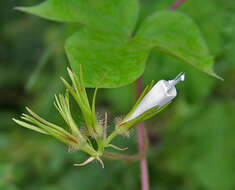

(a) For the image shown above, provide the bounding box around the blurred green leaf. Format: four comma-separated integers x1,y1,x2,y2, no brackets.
0,164,18,190
164,103,235,190
0,184,18,190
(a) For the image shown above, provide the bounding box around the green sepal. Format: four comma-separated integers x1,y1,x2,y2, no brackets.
91,87,98,130
25,107,75,140
118,105,159,132
54,92,81,137
118,102,171,133
61,68,94,134
141,101,171,121
122,80,154,122
19,113,77,145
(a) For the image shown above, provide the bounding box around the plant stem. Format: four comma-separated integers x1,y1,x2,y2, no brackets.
136,2,185,189
136,77,149,190
104,130,118,146
169,0,185,10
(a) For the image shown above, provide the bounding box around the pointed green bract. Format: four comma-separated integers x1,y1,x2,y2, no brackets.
62,68,96,134
54,93,81,137
17,111,77,145
92,87,98,128
25,107,74,138
13,69,101,160
12,118,48,135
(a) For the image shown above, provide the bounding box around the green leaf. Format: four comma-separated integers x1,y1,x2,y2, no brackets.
136,10,223,81
16,2,222,87
65,28,150,88
15,0,139,37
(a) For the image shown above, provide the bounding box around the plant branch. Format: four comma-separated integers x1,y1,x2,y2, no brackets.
169,0,185,10
103,151,141,162
136,77,149,190
136,1,186,188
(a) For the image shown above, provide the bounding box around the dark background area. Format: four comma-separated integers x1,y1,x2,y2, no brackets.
1,0,235,190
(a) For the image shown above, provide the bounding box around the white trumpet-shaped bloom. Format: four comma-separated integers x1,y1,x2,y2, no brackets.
126,72,185,122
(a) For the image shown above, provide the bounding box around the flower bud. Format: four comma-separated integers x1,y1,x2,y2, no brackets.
126,72,185,122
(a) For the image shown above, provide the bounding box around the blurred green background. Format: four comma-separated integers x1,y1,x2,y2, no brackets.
1,0,235,189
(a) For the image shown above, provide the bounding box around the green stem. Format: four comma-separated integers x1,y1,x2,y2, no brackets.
104,130,118,147
81,143,98,157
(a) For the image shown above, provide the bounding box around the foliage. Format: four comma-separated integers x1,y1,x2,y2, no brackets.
1,0,235,190
16,0,221,88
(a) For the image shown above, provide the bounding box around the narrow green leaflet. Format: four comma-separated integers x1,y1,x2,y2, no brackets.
136,10,222,80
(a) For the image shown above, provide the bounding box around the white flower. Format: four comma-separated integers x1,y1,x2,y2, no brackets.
126,72,185,122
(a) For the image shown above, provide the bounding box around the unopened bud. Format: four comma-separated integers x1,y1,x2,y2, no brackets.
126,72,185,121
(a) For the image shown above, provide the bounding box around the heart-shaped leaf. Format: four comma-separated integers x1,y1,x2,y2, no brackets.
16,2,222,88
